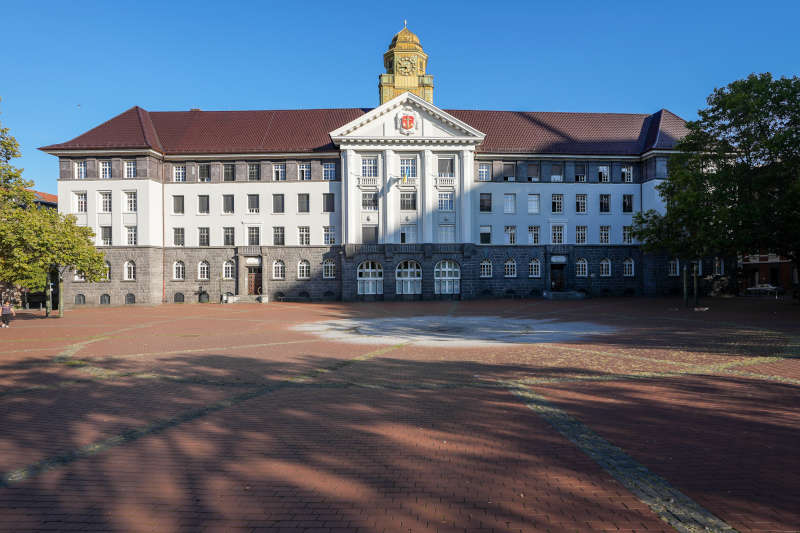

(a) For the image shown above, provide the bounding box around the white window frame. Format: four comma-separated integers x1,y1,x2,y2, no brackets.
273,260,286,280
297,260,311,279
576,225,587,244
576,258,588,277
479,225,491,245
298,226,310,246
529,259,541,278
504,225,516,245
124,260,136,281
434,260,460,295
99,191,112,213
400,157,418,179
600,258,611,277
438,192,454,211
75,192,87,213
174,165,186,182
504,259,517,278
479,259,492,278
623,226,633,244
361,157,378,178
527,225,539,245
598,165,610,183
576,194,587,214
322,162,336,180
298,162,311,181
125,191,137,213
438,224,456,243
173,227,185,247
527,194,540,214
622,165,633,183
323,226,336,245
126,226,138,246
100,160,112,179
76,161,87,179
551,194,563,214
503,193,516,214
198,163,211,182
357,261,383,295
198,261,210,281
249,163,261,181
173,261,185,280
125,160,137,179
101,226,112,246
478,163,491,182
395,260,422,295
223,260,235,280
551,225,564,245
668,258,680,277
362,192,378,211
322,259,336,279
600,225,610,244
623,258,635,277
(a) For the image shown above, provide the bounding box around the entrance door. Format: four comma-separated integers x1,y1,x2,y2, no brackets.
248,267,263,295
550,264,565,291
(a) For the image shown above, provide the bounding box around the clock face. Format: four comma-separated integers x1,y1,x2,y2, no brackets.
397,56,416,75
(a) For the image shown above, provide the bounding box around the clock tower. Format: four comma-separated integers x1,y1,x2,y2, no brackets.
379,24,434,104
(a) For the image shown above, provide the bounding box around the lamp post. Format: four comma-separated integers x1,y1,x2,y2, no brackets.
589,272,596,297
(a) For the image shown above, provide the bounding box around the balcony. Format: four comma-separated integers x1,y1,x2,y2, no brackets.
435,176,456,189
396,176,417,189
358,176,379,189
248,208,260,214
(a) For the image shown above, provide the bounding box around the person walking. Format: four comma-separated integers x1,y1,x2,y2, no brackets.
1,300,16,328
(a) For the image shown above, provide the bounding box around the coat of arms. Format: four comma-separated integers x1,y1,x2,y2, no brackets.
396,109,419,135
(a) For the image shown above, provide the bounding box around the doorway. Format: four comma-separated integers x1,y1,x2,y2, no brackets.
550,264,565,291
248,266,263,295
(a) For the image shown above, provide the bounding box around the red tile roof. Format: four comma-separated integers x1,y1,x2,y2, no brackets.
31,190,58,205
41,105,687,156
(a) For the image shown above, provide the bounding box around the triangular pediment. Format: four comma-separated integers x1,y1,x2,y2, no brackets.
330,92,484,145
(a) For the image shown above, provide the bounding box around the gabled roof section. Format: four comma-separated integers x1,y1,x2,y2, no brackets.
40,106,162,152
642,109,690,151
31,190,57,205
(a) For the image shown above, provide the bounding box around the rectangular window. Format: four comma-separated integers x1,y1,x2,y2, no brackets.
600,194,610,213
623,226,633,244
100,160,111,179
551,193,563,214
323,162,336,180
598,165,610,183
223,194,234,214
271,163,284,181
400,224,416,244
437,157,454,177
101,226,112,246
362,225,378,244
249,163,261,181
527,162,540,182
125,160,137,178
173,165,186,182
600,225,610,244
297,193,310,213
324,226,336,245
551,225,563,244
99,191,112,213
173,195,184,214
527,194,540,214
361,157,378,177
479,193,492,212
479,225,491,244
125,191,137,213
248,194,260,214
622,165,633,183
126,226,138,245
623,194,634,213
223,227,235,246
576,194,587,214
550,163,563,182
298,162,311,180
438,224,456,243
173,227,185,246
198,195,210,214
198,227,209,247
401,158,418,178
504,225,516,245
323,193,335,213
76,161,87,179
273,226,285,245
575,163,586,183
362,193,378,211
527,225,540,245
669,259,680,277
478,163,491,181
198,163,211,182
223,163,235,182
298,226,310,245
503,193,516,214
400,192,417,211
75,192,87,213
273,194,284,213
438,192,454,211
503,163,515,181
248,226,260,246
576,225,587,244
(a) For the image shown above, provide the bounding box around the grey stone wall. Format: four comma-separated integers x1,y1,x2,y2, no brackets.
162,247,238,304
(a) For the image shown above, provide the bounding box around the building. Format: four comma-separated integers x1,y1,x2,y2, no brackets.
32,190,58,209
43,27,704,307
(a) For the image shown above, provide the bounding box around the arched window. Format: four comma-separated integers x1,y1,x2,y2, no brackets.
623,258,635,277
357,261,383,295
504,259,517,278
395,260,422,294
528,258,541,278
173,261,185,280
125,293,135,304
198,261,210,280
600,258,611,277
576,258,588,277
668,258,680,277
434,260,460,294
100,294,110,305
297,260,311,280
223,260,235,280
273,260,285,280
479,259,492,278
174,292,184,303
124,261,136,281
74,294,86,305
322,259,336,279
104,261,111,281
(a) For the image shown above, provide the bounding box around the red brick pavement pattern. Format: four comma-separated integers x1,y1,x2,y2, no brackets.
0,297,798,532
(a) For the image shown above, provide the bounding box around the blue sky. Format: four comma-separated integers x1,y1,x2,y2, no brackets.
3,0,798,194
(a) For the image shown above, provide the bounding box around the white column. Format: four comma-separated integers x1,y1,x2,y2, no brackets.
460,149,474,243
343,149,359,244
422,149,435,243
382,149,395,244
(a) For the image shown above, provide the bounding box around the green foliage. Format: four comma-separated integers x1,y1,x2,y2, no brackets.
633,73,800,267
0,98,106,292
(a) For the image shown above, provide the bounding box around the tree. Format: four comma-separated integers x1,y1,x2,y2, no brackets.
0,98,106,315
634,73,800,285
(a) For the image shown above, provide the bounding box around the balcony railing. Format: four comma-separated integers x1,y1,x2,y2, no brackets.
436,176,456,189
358,176,379,188
397,176,417,188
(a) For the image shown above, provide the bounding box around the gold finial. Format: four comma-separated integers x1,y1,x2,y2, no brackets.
404,19,407,28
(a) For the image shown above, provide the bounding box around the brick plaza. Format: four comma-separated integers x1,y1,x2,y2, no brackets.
0,298,798,532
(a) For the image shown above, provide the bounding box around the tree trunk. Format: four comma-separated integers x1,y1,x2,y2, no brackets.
682,264,689,307
45,271,52,317
57,273,64,318
693,264,699,308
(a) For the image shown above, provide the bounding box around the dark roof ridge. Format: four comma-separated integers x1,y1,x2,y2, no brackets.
135,106,163,153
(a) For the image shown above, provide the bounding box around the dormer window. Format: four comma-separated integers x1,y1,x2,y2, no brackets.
622,165,633,183
550,162,563,182
173,165,186,182
598,165,610,183
527,163,539,182
125,160,137,178
298,162,311,180
75,161,87,179
503,163,515,182
198,163,211,182
575,163,586,182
